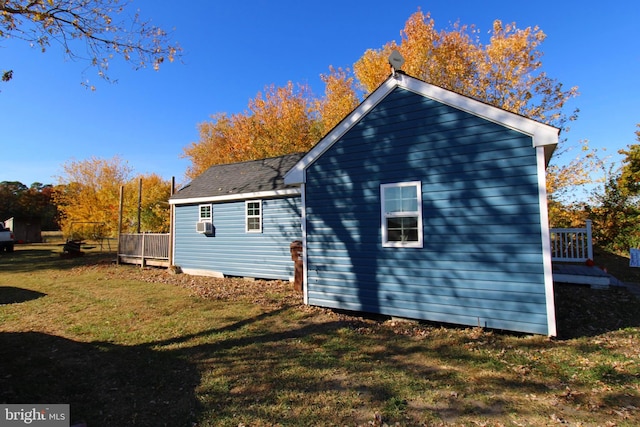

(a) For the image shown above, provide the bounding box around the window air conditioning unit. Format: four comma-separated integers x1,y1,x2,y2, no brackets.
196,221,213,234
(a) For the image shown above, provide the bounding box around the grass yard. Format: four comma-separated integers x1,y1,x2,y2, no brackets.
1,244,639,426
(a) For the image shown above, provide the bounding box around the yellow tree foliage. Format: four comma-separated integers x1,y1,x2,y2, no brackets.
184,70,359,179
352,47,393,99
354,11,578,127
122,174,172,233
354,11,591,225
545,140,602,227
316,66,360,134
183,82,321,179
54,156,132,238
185,9,584,217
53,157,171,237
617,124,640,196
185,113,238,177
246,81,319,158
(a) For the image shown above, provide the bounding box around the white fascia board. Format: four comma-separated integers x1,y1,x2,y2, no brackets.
169,188,300,206
398,74,559,164
284,73,560,185
284,77,398,185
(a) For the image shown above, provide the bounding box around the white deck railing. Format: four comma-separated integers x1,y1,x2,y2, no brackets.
550,220,593,262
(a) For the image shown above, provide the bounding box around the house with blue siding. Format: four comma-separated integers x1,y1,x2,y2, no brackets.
284,72,559,336
169,153,304,280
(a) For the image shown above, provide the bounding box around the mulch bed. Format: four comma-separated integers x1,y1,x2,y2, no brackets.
101,263,640,340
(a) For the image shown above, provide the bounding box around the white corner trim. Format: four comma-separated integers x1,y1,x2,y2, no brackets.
536,145,557,337
300,183,309,305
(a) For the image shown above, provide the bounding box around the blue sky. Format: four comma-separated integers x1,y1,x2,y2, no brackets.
1,1,638,192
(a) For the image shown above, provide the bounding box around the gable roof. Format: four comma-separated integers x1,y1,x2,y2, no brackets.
170,152,305,205
285,72,560,185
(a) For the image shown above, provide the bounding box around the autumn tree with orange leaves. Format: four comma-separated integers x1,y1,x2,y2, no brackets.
353,11,595,224
183,82,317,179
185,10,590,223
315,66,360,135
183,67,359,179
354,12,578,126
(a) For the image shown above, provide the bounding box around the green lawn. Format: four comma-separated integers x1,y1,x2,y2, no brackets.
1,244,639,426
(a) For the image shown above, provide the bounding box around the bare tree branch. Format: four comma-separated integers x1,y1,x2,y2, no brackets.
1,0,181,88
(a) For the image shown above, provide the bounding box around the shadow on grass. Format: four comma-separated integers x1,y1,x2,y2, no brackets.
0,332,201,427
2,299,638,426
0,287,46,304
3,246,640,425
0,245,115,273
0,307,345,426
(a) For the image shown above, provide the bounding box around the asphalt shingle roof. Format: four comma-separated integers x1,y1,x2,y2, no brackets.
171,152,305,201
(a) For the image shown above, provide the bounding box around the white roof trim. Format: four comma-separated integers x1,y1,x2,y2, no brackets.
284,73,559,185
169,188,300,205
284,77,397,185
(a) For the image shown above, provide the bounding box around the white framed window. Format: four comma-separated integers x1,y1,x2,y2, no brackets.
380,181,423,248
199,204,212,222
246,200,262,233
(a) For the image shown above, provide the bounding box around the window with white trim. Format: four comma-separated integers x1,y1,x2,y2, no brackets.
199,204,212,222
380,181,423,248
246,200,262,233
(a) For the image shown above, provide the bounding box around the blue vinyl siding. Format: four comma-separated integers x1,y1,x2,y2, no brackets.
174,197,301,279
304,87,549,334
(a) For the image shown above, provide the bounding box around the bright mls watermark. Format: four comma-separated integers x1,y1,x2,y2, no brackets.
1,405,69,426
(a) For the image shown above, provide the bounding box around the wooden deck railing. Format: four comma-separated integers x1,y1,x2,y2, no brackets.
118,233,170,267
550,220,593,262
